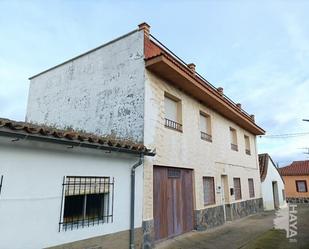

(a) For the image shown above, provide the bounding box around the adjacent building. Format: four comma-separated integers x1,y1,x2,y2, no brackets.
258,153,286,210
1,23,266,248
279,160,309,203
0,118,154,249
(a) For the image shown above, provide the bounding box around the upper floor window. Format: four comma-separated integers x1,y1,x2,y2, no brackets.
200,112,212,142
230,127,238,151
59,176,114,231
164,93,182,132
296,180,307,193
203,177,215,205
0,175,3,195
244,135,251,155
233,178,242,200
248,178,255,198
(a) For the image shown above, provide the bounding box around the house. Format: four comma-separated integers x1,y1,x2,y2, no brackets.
278,160,309,203
0,118,154,249
258,153,286,210
19,22,264,248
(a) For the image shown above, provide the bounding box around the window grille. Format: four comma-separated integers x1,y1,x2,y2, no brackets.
59,176,114,231
203,177,215,205
0,175,3,195
248,178,255,198
233,178,242,200
168,168,181,178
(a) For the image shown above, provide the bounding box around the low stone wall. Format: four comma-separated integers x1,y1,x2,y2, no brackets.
225,198,263,221
142,220,154,249
287,197,309,204
46,228,142,249
194,205,225,231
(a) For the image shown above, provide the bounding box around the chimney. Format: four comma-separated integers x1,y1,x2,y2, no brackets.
217,87,224,96
236,103,242,109
138,22,150,37
187,63,196,74
250,115,255,122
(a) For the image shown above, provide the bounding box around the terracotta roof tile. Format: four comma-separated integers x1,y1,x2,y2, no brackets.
279,161,309,176
0,118,154,156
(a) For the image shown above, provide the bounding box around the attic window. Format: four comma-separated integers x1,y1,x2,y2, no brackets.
59,176,114,231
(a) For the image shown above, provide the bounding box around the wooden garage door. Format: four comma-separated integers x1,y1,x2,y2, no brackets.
153,166,194,241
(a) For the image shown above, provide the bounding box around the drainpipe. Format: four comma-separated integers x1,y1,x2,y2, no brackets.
130,156,143,249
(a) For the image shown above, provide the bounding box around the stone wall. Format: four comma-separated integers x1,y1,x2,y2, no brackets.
195,205,225,231
46,228,142,249
142,220,154,249
225,198,263,221
287,197,309,204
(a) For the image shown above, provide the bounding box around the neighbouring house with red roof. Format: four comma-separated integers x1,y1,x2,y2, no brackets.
258,154,286,210
279,160,309,203
0,23,265,249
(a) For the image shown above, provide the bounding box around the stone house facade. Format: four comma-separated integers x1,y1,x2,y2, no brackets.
25,23,265,248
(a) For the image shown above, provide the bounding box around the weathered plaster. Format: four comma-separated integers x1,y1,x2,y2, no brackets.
26,30,145,143
143,70,262,220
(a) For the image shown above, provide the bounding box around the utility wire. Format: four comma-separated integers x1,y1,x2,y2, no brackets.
259,132,309,139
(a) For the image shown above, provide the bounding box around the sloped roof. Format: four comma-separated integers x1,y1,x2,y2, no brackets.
0,118,154,156
279,160,309,176
258,153,282,182
258,153,269,182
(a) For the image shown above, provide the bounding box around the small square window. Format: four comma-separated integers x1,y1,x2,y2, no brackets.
296,180,307,193
59,176,114,231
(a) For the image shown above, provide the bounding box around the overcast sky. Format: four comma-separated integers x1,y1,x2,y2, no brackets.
0,0,308,166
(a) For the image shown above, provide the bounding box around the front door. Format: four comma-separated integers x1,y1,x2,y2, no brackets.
272,181,279,209
153,166,194,241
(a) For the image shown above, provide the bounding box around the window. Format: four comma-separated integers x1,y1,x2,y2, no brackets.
233,178,242,200
200,112,212,142
296,180,307,193
168,168,181,178
248,178,255,198
0,175,3,195
244,135,251,155
164,93,182,132
230,127,238,151
203,177,215,205
59,176,114,231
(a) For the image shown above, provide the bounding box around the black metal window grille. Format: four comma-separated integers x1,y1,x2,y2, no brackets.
165,118,183,132
59,176,114,231
0,175,3,195
201,131,212,142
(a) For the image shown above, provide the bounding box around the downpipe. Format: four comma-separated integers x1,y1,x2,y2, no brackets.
130,156,143,249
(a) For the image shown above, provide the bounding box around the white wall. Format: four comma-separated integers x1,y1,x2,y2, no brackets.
26,30,145,143
0,137,143,249
261,158,286,210
143,70,262,219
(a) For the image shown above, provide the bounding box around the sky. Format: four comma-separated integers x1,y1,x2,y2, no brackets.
0,0,308,166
